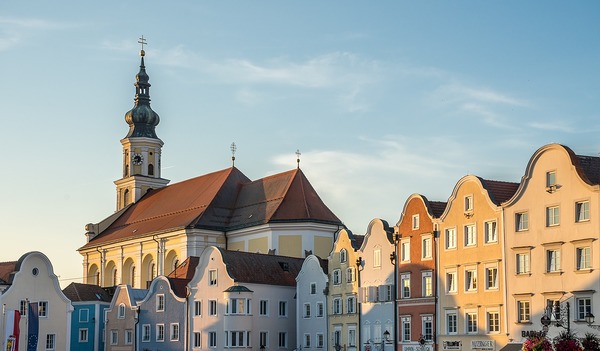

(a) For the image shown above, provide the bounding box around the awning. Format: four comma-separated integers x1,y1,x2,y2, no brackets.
498,343,522,351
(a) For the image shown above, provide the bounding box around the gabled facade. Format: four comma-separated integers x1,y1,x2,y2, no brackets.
62,282,112,351
503,143,600,342
328,228,363,351
297,254,329,351
0,251,73,351
395,194,446,351
188,247,303,350
104,285,147,351
436,175,518,351
358,219,396,351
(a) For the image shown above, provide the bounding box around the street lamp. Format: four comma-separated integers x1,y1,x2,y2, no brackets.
383,330,390,342
540,301,570,333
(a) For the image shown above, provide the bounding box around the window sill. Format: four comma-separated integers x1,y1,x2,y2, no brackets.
515,273,532,277
515,321,532,325
575,268,593,274
544,271,563,276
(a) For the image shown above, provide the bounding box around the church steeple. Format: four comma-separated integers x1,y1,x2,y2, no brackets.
114,37,169,211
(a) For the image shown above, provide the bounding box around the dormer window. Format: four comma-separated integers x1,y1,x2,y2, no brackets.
340,249,348,263
412,215,420,230
464,195,474,215
546,171,557,193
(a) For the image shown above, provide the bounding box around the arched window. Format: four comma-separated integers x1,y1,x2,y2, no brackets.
148,164,154,176
340,249,348,263
118,303,126,319
150,263,156,280
131,266,136,288
112,268,118,286
95,272,100,286
124,189,130,206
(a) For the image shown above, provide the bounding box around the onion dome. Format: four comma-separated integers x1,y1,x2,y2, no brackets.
124,50,160,139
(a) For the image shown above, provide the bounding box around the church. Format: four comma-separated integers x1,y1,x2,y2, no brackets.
78,46,343,289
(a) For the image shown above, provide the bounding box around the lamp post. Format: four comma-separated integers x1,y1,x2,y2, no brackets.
540,301,570,334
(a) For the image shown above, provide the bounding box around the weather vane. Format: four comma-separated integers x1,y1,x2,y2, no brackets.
296,149,301,169
138,35,147,56
231,142,237,167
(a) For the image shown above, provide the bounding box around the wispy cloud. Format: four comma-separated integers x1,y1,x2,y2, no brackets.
0,17,78,51
529,121,575,133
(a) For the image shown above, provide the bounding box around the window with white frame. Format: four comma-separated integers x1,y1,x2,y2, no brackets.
546,206,560,227
487,311,500,333
79,309,89,323
546,248,561,272
193,332,201,348
485,266,498,290
304,303,311,318
379,284,393,302
304,334,311,348
170,323,179,341
333,329,341,348
547,171,557,187
464,224,476,247
373,248,381,267
118,303,125,319
278,332,287,348
446,227,457,249
110,330,118,345
346,267,355,283
317,302,324,317
516,252,531,274
19,300,27,317
259,300,268,316
38,301,48,317
422,271,433,297
576,201,590,222
317,333,324,348
156,324,165,342
347,296,356,314
484,221,497,243
517,300,530,323
125,330,133,345
422,315,433,340
228,298,250,315
209,331,217,348
46,334,56,350
208,269,217,286
348,327,357,347
333,297,342,314
466,311,478,334
447,311,458,334
279,301,287,317
226,331,250,347
422,236,432,259
209,300,217,316
260,332,268,349
142,324,151,342
516,212,529,231
577,297,592,320
156,294,165,312
412,214,420,230
401,240,410,262
465,195,474,211
79,328,88,343
310,282,317,294
465,268,477,291
401,273,410,298
401,316,411,342
340,249,348,263
577,246,592,270
194,300,201,316
333,269,341,285
446,270,457,294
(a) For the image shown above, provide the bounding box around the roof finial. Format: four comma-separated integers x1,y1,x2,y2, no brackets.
231,142,237,167
138,35,147,57
296,149,301,169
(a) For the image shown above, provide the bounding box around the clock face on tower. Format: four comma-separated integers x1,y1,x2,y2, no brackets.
132,153,143,165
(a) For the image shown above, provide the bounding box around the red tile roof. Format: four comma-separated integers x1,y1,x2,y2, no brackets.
0,261,17,284
80,167,340,250
478,178,520,205
166,256,200,298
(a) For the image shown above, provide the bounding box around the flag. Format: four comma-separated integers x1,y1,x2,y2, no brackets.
4,310,20,351
26,303,38,351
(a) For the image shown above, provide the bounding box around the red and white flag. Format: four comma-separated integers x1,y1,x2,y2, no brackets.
5,310,20,351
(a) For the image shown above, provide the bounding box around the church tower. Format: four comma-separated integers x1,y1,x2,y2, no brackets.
114,44,169,211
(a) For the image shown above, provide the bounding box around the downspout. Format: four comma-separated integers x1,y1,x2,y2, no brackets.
356,256,363,351
185,287,191,351
96,247,104,286
134,306,140,351
392,231,399,351
152,235,160,278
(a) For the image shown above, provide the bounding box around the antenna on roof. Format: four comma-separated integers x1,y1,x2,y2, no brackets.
296,149,301,169
231,142,237,167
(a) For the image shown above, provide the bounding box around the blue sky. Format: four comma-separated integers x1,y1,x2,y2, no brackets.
1,2,599,286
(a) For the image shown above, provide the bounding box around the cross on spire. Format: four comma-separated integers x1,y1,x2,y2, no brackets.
231,142,237,167
296,149,301,169
138,35,147,56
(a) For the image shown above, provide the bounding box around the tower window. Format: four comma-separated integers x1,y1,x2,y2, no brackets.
124,189,130,206
148,164,154,176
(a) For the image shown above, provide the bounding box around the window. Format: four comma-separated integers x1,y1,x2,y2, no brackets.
516,212,529,231
125,330,133,345
348,328,357,347
259,300,268,316
156,324,165,342
118,303,126,319
486,267,498,290
227,331,250,347
547,249,561,272
209,269,217,286
79,309,89,323
484,221,497,243
488,312,500,333
310,282,317,294
333,298,342,314
260,332,268,349
446,228,457,249
142,324,151,342
546,206,560,226
447,311,458,334
347,296,356,314
209,331,217,348
464,224,476,247
412,214,420,229
303,303,311,318
373,248,381,267
193,332,201,348
170,323,179,341
401,316,411,342
576,201,590,222
401,240,410,262
577,246,592,270
340,249,348,263
316,333,324,348
516,253,531,274
46,334,56,350
466,312,478,334
422,237,432,259
333,269,341,285
465,195,474,211
379,284,393,302
577,298,592,320
401,273,410,298
79,328,88,343
110,330,118,345
547,171,556,187
38,301,48,317
422,316,433,341
279,301,287,317
228,298,250,315
346,267,355,283
156,294,165,312
465,269,477,291
446,271,457,293
278,332,287,348
333,330,342,348
518,300,530,323
304,334,311,348
194,300,202,316
209,300,217,316
422,271,433,297
316,302,324,317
